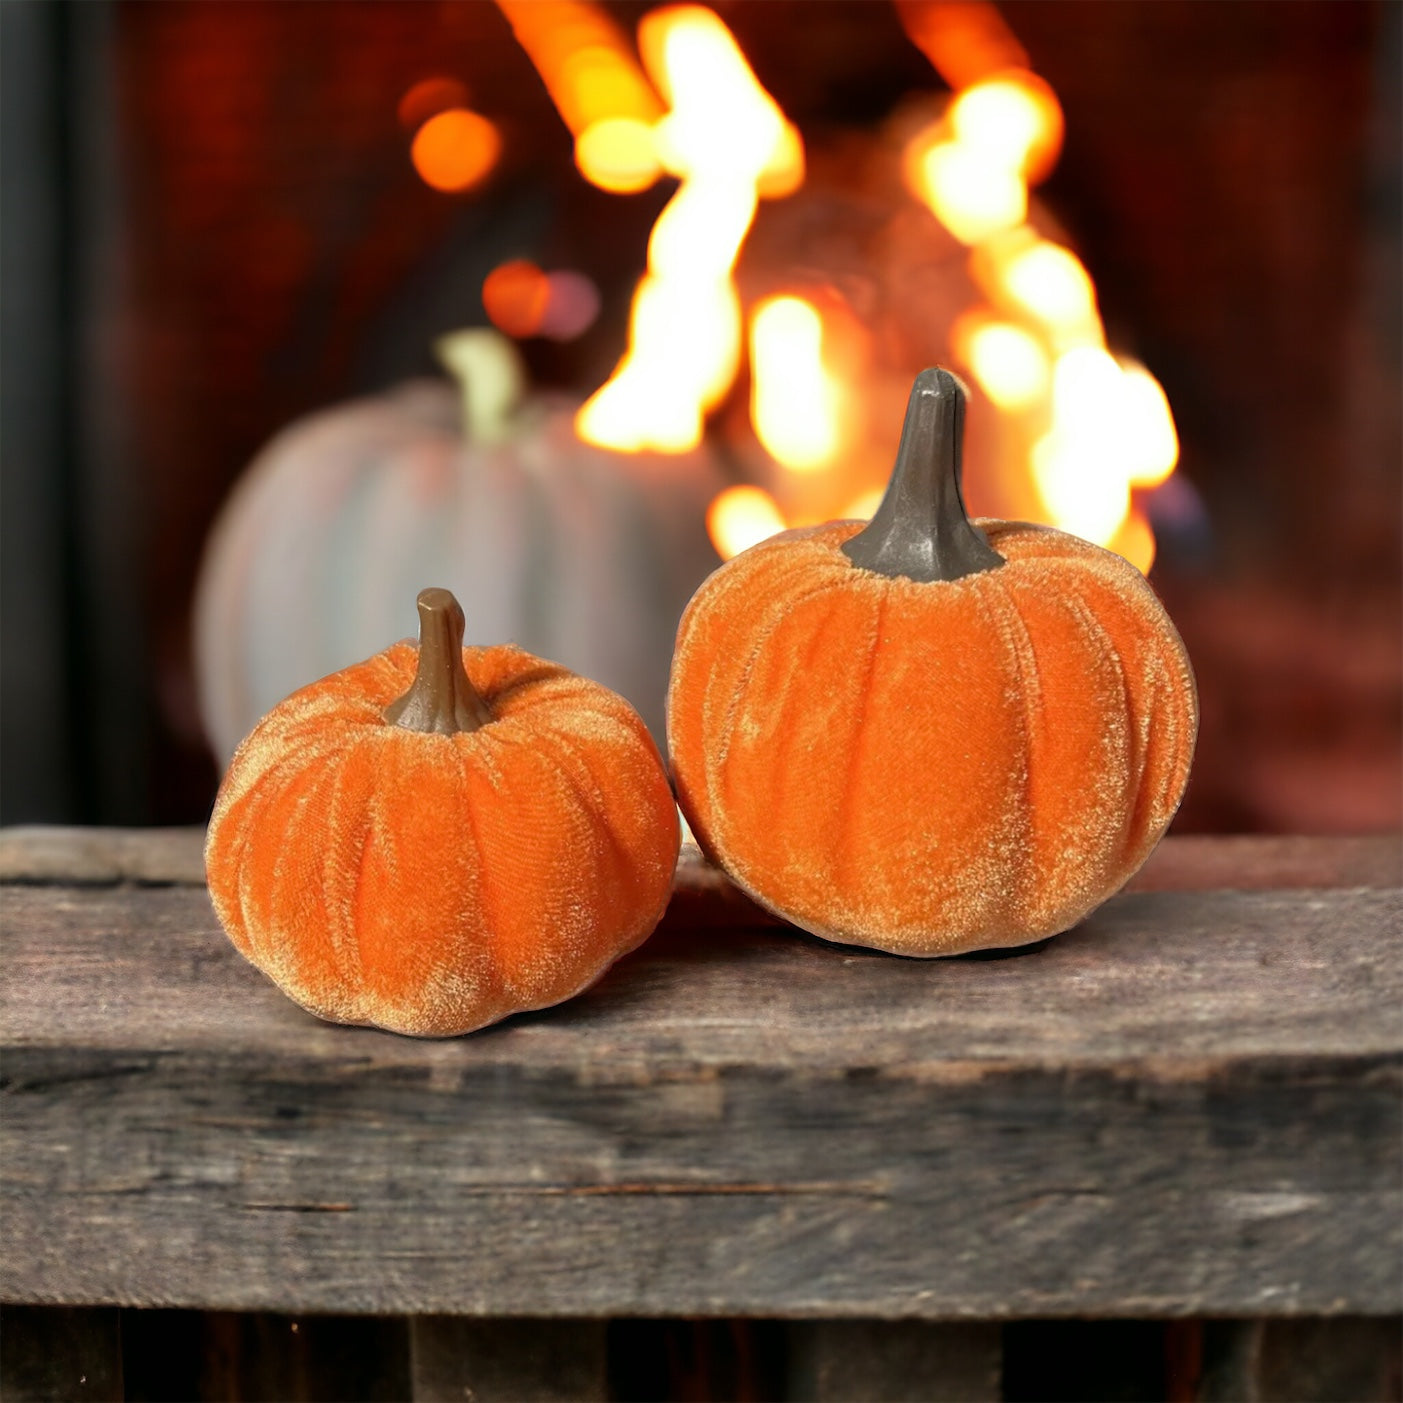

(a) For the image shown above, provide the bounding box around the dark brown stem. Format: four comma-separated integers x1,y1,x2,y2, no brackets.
841,367,1005,583
383,588,493,734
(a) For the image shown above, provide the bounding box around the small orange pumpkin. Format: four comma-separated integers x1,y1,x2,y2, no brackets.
668,369,1197,956
206,588,679,1035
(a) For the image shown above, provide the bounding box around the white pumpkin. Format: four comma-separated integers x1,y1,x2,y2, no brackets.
194,331,720,760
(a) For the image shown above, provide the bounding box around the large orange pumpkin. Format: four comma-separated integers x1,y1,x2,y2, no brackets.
668,369,1197,956
206,587,680,1036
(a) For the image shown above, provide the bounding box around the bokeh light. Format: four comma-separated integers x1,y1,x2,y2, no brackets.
411,108,501,192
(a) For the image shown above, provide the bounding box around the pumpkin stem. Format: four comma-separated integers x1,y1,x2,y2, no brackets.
383,588,494,735
841,368,1005,583
433,329,525,445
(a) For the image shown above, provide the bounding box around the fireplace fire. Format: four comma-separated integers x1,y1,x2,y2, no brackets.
479,0,1182,575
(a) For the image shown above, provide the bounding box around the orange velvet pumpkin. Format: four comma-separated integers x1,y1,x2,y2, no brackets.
668,369,1197,956
206,588,680,1036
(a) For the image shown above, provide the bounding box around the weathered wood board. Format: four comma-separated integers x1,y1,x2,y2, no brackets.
1,832,1399,1319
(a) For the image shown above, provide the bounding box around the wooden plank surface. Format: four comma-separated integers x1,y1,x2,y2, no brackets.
1,835,1400,1319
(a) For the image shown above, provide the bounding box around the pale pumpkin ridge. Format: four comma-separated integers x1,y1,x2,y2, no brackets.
703,575,853,858
200,458,271,761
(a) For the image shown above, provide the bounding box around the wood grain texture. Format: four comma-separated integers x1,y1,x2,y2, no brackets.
2,860,1399,1320
0,825,207,885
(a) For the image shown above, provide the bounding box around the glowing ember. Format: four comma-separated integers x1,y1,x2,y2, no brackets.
577,4,804,454
750,296,842,473
953,315,1050,410
948,72,1062,181
915,140,1026,246
1118,360,1179,488
707,485,786,560
495,0,664,193
574,116,663,193
993,239,1100,345
1111,508,1156,577
411,108,501,192
1028,348,1180,554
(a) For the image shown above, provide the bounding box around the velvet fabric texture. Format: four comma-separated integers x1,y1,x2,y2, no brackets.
206,642,680,1036
668,520,1198,956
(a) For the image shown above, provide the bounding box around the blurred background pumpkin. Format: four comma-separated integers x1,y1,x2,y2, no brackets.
194,330,719,756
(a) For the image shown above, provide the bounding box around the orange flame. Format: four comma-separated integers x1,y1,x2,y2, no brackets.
1028,347,1177,562
750,296,843,473
708,485,787,560
952,312,1050,410
577,5,804,453
900,10,1175,574
895,0,1029,91
495,0,664,193
948,71,1062,182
